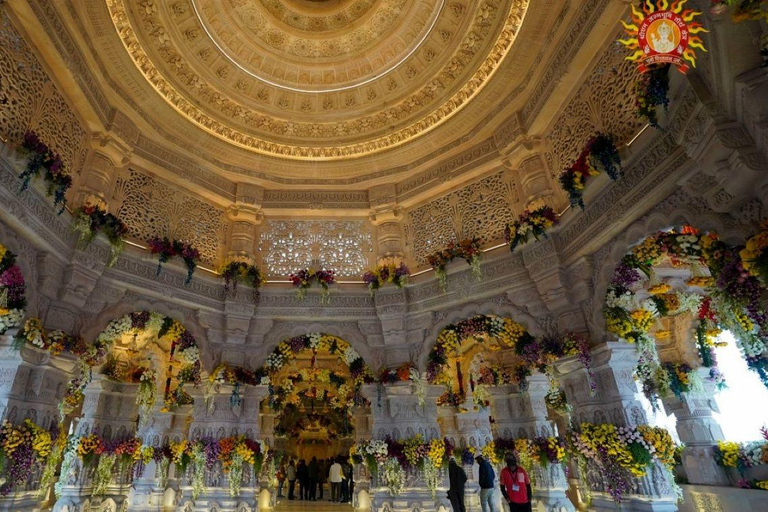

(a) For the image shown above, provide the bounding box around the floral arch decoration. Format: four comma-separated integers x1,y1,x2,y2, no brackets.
426,315,535,400
263,333,374,441
62,311,202,421
0,241,26,334
603,226,768,405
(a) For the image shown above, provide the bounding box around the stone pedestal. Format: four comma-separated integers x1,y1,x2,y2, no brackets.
0,332,78,510
487,375,574,512
662,368,729,486
176,384,268,512
128,404,193,511
554,342,678,511
54,376,141,512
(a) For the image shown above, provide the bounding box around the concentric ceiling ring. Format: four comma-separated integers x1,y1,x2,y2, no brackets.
189,0,445,93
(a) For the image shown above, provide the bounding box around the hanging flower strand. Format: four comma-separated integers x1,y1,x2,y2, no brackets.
147,236,200,285
72,204,128,267
17,131,72,214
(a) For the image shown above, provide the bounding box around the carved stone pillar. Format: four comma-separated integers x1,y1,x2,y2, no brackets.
227,183,264,261
76,134,132,209
128,403,193,512
521,239,588,334
0,331,77,510
518,155,555,209
554,342,678,511
662,368,729,486
369,183,404,261
374,287,408,355
54,375,140,512
179,384,268,512
487,376,574,512
361,382,450,512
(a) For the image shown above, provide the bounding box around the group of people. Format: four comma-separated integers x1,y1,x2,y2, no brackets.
276,456,354,503
449,454,532,512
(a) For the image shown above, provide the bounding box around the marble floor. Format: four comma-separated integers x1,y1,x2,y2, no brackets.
273,498,354,511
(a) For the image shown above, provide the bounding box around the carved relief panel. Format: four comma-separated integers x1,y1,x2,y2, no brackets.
111,168,229,264
405,170,517,266
0,13,88,176
258,219,374,277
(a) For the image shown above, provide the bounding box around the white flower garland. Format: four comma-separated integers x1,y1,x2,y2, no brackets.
229,453,245,497
93,454,117,496
381,458,405,496
423,459,441,498
0,308,23,334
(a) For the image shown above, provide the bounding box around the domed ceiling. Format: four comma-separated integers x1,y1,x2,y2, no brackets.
105,0,530,161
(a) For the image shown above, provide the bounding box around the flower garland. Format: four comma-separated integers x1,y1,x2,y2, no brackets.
558,134,622,209
18,131,72,214
427,315,534,385
363,261,409,294
660,362,703,399
129,364,157,428
147,236,201,285
72,204,128,267
56,311,201,417
636,64,670,128
426,237,483,291
604,227,768,400
220,260,263,302
714,427,768,491
0,419,58,495
0,242,26,335
567,422,677,503
351,436,451,497
264,333,372,383
504,206,559,252
207,362,266,409
289,268,336,302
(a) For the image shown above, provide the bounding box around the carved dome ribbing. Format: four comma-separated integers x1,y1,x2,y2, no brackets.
106,0,530,159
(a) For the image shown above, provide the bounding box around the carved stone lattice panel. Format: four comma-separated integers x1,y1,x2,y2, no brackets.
544,40,642,179
259,220,373,277
406,171,517,266
112,169,228,264
0,13,88,176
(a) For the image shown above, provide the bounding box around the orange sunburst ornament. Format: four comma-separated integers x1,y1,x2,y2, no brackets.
619,0,708,73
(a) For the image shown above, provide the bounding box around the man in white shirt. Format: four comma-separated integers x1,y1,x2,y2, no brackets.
328,457,343,502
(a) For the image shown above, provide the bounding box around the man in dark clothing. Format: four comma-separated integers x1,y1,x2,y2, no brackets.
448,457,468,512
499,455,532,512
296,459,308,500
475,455,497,512
308,457,319,501
318,459,327,499
341,459,353,502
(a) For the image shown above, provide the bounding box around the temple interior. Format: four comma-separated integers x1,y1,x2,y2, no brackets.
1,0,768,511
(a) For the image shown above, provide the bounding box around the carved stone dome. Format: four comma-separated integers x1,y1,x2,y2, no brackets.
105,0,531,163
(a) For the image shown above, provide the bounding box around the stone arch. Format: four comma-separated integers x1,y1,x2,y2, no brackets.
418,300,547,373
83,299,212,372
258,321,376,370
589,204,750,341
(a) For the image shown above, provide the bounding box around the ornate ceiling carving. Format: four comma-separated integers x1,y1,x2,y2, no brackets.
105,0,530,159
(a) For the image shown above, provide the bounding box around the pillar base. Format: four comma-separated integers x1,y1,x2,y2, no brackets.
177,486,257,512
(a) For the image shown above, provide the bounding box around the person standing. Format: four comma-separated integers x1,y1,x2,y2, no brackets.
318,458,327,500
341,458,353,502
276,462,286,498
329,457,343,502
448,457,467,512
297,459,308,500
308,456,319,501
475,455,498,512
499,455,532,512
286,460,297,500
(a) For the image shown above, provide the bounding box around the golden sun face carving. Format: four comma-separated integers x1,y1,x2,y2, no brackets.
104,0,531,160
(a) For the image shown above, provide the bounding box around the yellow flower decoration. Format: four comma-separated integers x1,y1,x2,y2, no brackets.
647,283,671,295
630,309,654,333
